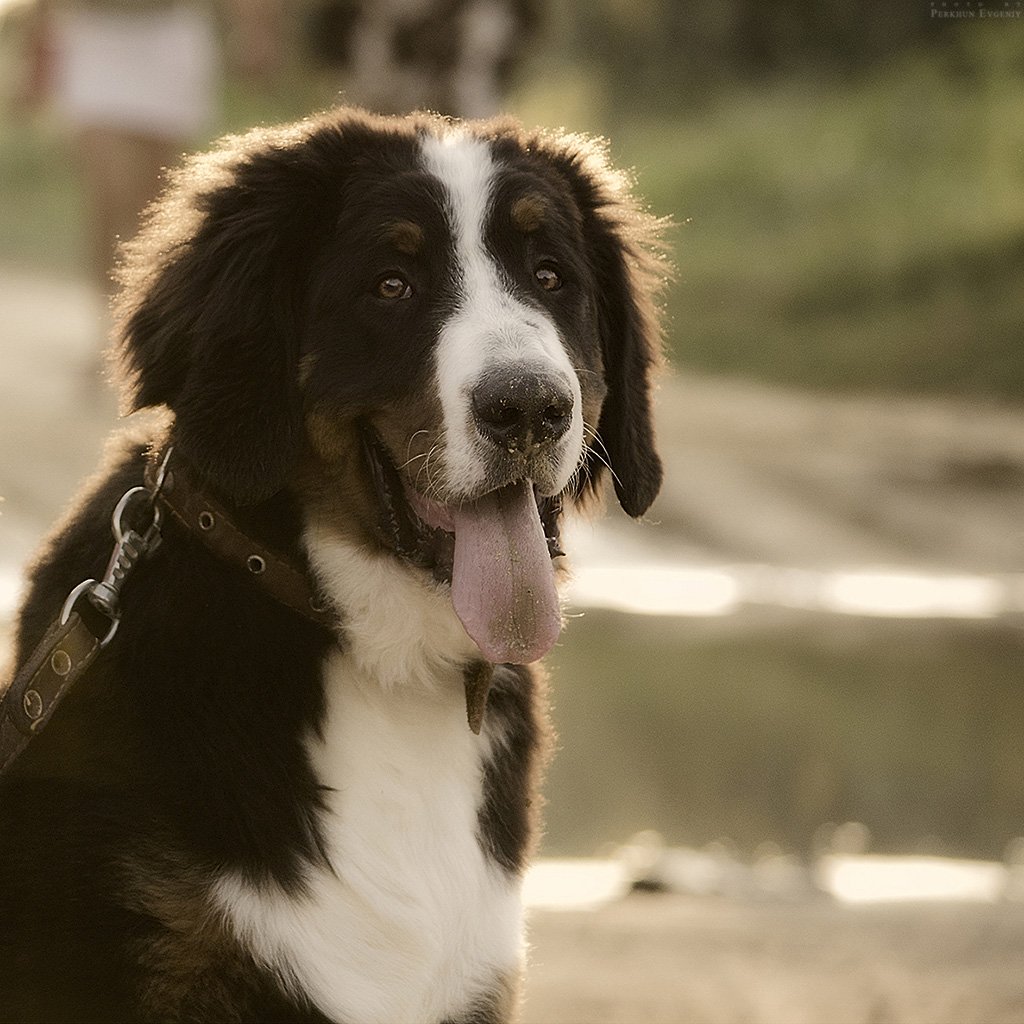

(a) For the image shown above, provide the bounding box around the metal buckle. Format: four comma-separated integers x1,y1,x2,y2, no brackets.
60,579,119,648
87,486,162,621
57,454,171,648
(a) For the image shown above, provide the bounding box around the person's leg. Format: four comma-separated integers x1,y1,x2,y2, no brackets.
76,126,181,293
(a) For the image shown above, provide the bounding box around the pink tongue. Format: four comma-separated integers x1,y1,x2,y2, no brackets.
449,481,561,664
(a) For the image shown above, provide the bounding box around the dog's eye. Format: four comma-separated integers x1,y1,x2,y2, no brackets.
534,264,562,292
376,275,413,300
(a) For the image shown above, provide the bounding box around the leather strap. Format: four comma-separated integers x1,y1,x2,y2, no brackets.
148,456,335,629
0,612,102,774
464,661,494,735
0,452,334,777
0,449,495,776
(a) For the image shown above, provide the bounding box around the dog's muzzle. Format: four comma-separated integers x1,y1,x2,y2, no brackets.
361,421,566,666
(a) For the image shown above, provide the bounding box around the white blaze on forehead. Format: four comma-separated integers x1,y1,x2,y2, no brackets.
419,130,584,498
420,130,495,297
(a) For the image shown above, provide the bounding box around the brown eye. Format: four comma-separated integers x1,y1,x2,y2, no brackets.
534,264,562,292
376,275,413,300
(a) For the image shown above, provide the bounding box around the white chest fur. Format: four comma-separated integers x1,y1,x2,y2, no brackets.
212,531,524,1023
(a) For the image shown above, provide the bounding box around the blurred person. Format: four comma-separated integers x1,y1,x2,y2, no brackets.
23,0,282,298
301,0,538,118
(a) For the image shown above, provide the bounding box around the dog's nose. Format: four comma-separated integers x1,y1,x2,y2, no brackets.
472,369,574,453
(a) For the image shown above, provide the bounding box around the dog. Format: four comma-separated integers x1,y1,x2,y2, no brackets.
0,108,664,1023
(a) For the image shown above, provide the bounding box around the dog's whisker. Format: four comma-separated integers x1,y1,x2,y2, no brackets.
394,429,433,473
396,450,428,472
581,420,624,490
415,442,446,502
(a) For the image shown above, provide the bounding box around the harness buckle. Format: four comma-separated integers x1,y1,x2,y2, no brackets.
60,578,119,648
60,450,173,646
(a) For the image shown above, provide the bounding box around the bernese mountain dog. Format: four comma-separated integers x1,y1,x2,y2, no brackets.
0,108,664,1023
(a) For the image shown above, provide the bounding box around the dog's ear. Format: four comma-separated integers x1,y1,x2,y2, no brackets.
553,140,668,518
114,127,328,505
589,208,666,517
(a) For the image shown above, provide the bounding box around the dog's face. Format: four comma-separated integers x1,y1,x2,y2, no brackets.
116,110,665,664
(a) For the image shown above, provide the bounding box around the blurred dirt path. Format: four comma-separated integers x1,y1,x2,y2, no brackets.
648,373,1024,573
522,893,1024,1024
0,267,117,580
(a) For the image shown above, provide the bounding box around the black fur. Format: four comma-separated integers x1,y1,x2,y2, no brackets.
0,108,664,1022
1,443,334,1021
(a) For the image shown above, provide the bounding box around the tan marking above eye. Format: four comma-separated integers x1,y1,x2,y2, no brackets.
511,194,548,234
386,220,425,255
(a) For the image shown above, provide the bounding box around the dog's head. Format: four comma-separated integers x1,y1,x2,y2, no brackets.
116,109,666,664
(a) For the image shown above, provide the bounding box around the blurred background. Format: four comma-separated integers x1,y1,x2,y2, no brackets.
3,2,1024,1021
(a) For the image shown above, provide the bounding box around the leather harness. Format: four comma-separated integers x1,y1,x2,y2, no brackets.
0,446,493,774
147,454,335,630
0,447,331,775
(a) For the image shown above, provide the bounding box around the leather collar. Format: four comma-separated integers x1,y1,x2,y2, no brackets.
0,451,495,780
145,450,335,630
146,448,493,733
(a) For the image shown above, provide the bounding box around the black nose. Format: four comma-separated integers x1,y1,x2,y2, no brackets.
472,369,574,454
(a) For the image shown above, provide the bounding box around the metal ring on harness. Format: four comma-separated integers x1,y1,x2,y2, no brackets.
111,485,162,543
59,579,119,648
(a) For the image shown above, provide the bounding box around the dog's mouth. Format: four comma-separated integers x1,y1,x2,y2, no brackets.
360,425,564,664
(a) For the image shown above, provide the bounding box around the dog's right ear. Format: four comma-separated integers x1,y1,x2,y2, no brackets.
114,125,334,505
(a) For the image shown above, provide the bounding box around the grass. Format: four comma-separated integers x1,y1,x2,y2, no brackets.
638,54,1024,396
541,609,1024,860
0,115,83,275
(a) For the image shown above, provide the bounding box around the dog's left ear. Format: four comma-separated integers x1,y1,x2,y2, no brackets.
588,208,666,517
115,128,325,505
560,144,668,519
